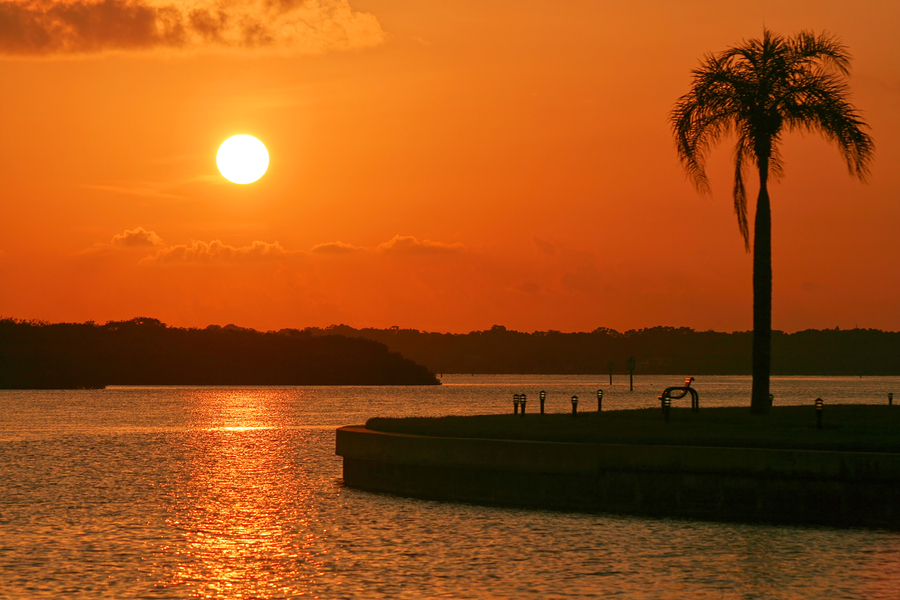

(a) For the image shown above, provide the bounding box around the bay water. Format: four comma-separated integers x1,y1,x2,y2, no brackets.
1,375,898,599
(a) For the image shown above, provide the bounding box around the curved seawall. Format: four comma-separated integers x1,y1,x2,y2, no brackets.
336,426,900,529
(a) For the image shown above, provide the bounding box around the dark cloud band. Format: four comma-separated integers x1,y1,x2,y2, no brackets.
0,0,383,56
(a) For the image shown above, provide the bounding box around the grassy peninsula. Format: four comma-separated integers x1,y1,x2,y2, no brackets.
367,405,900,453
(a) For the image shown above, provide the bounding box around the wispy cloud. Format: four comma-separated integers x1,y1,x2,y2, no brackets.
78,225,164,255
514,281,541,294
86,232,464,263
111,226,163,248
0,0,384,57
144,239,292,263
76,183,184,200
376,235,466,255
532,235,557,257
310,240,363,254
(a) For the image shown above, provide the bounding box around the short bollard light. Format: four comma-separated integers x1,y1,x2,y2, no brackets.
513,394,520,415
769,394,775,407
597,389,604,412
660,393,671,423
520,393,527,416
571,395,578,417
540,390,546,414
890,392,894,406
815,398,824,430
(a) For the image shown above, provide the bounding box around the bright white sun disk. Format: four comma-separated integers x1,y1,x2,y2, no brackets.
217,135,269,184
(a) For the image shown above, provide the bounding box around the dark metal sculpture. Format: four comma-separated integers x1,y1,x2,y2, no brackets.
658,377,699,422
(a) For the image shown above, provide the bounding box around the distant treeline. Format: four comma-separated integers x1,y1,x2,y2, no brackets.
0,318,439,389
4,319,896,388
302,324,900,376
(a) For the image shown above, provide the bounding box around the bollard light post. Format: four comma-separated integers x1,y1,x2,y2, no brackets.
571,395,578,418
521,393,527,416
890,392,894,406
815,398,824,430
769,394,774,407
540,390,546,414
513,394,520,415
597,389,603,412
626,357,636,392
660,393,671,423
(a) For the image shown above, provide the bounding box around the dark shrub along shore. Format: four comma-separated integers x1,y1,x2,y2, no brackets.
337,406,900,529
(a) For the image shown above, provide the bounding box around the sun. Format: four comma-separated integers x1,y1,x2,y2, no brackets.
216,135,269,184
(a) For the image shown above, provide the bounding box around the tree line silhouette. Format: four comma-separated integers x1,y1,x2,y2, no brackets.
304,324,900,376
3,318,896,388
0,318,439,388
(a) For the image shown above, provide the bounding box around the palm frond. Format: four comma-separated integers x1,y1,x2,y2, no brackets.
670,29,873,250
731,139,751,249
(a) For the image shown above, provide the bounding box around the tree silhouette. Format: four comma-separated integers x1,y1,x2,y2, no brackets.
671,30,874,413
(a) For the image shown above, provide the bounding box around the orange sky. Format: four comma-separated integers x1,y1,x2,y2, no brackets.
1,0,898,333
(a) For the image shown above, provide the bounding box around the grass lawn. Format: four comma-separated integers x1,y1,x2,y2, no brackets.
366,405,900,453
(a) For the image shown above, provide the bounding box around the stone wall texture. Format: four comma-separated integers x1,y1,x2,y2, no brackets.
336,426,900,528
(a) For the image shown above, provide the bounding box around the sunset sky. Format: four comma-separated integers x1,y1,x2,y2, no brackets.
1,0,898,333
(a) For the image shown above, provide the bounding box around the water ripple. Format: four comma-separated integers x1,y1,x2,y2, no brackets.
1,378,898,598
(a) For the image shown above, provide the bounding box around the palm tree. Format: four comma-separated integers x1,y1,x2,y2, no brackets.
671,30,874,414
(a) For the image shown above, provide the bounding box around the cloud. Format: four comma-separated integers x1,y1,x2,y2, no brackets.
309,240,363,254
77,226,164,255
111,226,163,248
138,233,464,264
532,235,557,257
76,183,184,200
144,239,291,263
0,0,384,56
514,281,541,294
376,235,466,255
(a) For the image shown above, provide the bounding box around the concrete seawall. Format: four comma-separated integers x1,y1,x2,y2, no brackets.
336,425,900,528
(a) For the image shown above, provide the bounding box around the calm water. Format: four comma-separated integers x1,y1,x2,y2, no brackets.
1,375,898,599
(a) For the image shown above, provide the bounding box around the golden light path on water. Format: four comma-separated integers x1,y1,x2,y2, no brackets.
161,390,326,598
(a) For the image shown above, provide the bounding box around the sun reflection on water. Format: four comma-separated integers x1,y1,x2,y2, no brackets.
161,390,328,598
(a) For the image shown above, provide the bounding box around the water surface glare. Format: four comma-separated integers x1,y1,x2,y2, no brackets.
1,375,898,598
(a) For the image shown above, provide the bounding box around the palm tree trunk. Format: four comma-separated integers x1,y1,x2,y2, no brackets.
750,159,772,414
